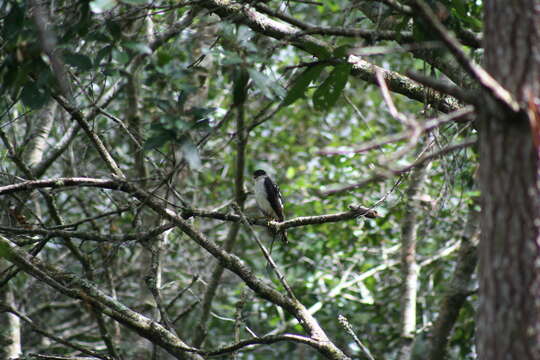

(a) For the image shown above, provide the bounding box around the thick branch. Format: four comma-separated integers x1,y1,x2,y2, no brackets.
0,235,203,360
196,0,458,113
0,178,349,359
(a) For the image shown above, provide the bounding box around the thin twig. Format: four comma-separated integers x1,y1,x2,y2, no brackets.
338,315,375,360
317,106,473,156
320,138,476,196
1,305,111,360
231,203,297,301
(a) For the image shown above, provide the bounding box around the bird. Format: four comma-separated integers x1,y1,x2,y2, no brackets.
253,169,288,248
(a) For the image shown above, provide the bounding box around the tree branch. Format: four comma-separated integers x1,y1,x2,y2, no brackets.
0,178,349,359
320,138,476,196
317,106,474,156
411,0,519,112
196,0,459,113
0,304,110,360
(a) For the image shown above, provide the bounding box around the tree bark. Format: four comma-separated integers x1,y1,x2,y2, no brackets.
478,1,540,359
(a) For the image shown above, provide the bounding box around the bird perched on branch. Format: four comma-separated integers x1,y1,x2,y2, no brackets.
253,169,288,248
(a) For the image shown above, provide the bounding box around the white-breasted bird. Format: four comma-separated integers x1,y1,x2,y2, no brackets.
253,169,288,245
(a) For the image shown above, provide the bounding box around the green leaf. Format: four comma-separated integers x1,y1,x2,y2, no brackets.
105,20,122,39
333,45,350,58
20,83,49,109
90,0,116,13
282,64,325,106
143,131,175,150
303,43,332,59
312,63,351,111
113,50,130,64
156,49,173,67
123,41,152,55
64,52,93,71
187,107,216,121
0,240,12,260
247,68,280,100
451,0,468,18
95,45,113,66
180,136,202,171
3,3,24,40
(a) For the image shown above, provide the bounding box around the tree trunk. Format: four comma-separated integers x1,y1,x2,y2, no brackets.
478,1,540,359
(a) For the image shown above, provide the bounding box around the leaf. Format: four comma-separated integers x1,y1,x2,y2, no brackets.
156,49,173,67
312,63,352,111
187,107,216,121
105,20,122,39
180,136,202,171
95,45,113,66
20,83,49,109
64,52,93,71
143,131,175,150
333,45,351,58
247,68,277,100
282,64,325,106
113,50,130,64
3,3,24,40
90,0,116,13
302,43,332,59
123,41,152,55
0,240,11,260
451,0,468,18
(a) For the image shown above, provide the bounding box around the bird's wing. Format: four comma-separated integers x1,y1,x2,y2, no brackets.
264,176,285,221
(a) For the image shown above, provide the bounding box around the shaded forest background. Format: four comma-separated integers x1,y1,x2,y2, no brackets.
0,0,537,359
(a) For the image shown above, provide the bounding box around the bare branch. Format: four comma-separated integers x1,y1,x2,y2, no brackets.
407,71,477,104
318,106,474,156
320,138,476,197
0,178,349,359
373,0,413,15
232,203,297,301
195,0,459,113
0,304,111,360
426,205,479,359
0,235,204,360
338,315,376,360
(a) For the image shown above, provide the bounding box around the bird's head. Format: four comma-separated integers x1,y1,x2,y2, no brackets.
253,169,267,179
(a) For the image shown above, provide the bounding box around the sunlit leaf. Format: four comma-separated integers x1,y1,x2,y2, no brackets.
90,0,116,13
123,41,152,55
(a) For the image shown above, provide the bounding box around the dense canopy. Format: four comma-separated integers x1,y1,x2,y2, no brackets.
1,1,539,360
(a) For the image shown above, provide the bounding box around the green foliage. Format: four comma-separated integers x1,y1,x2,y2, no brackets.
312,63,352,111
0,0,483,358
283,64,326,106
